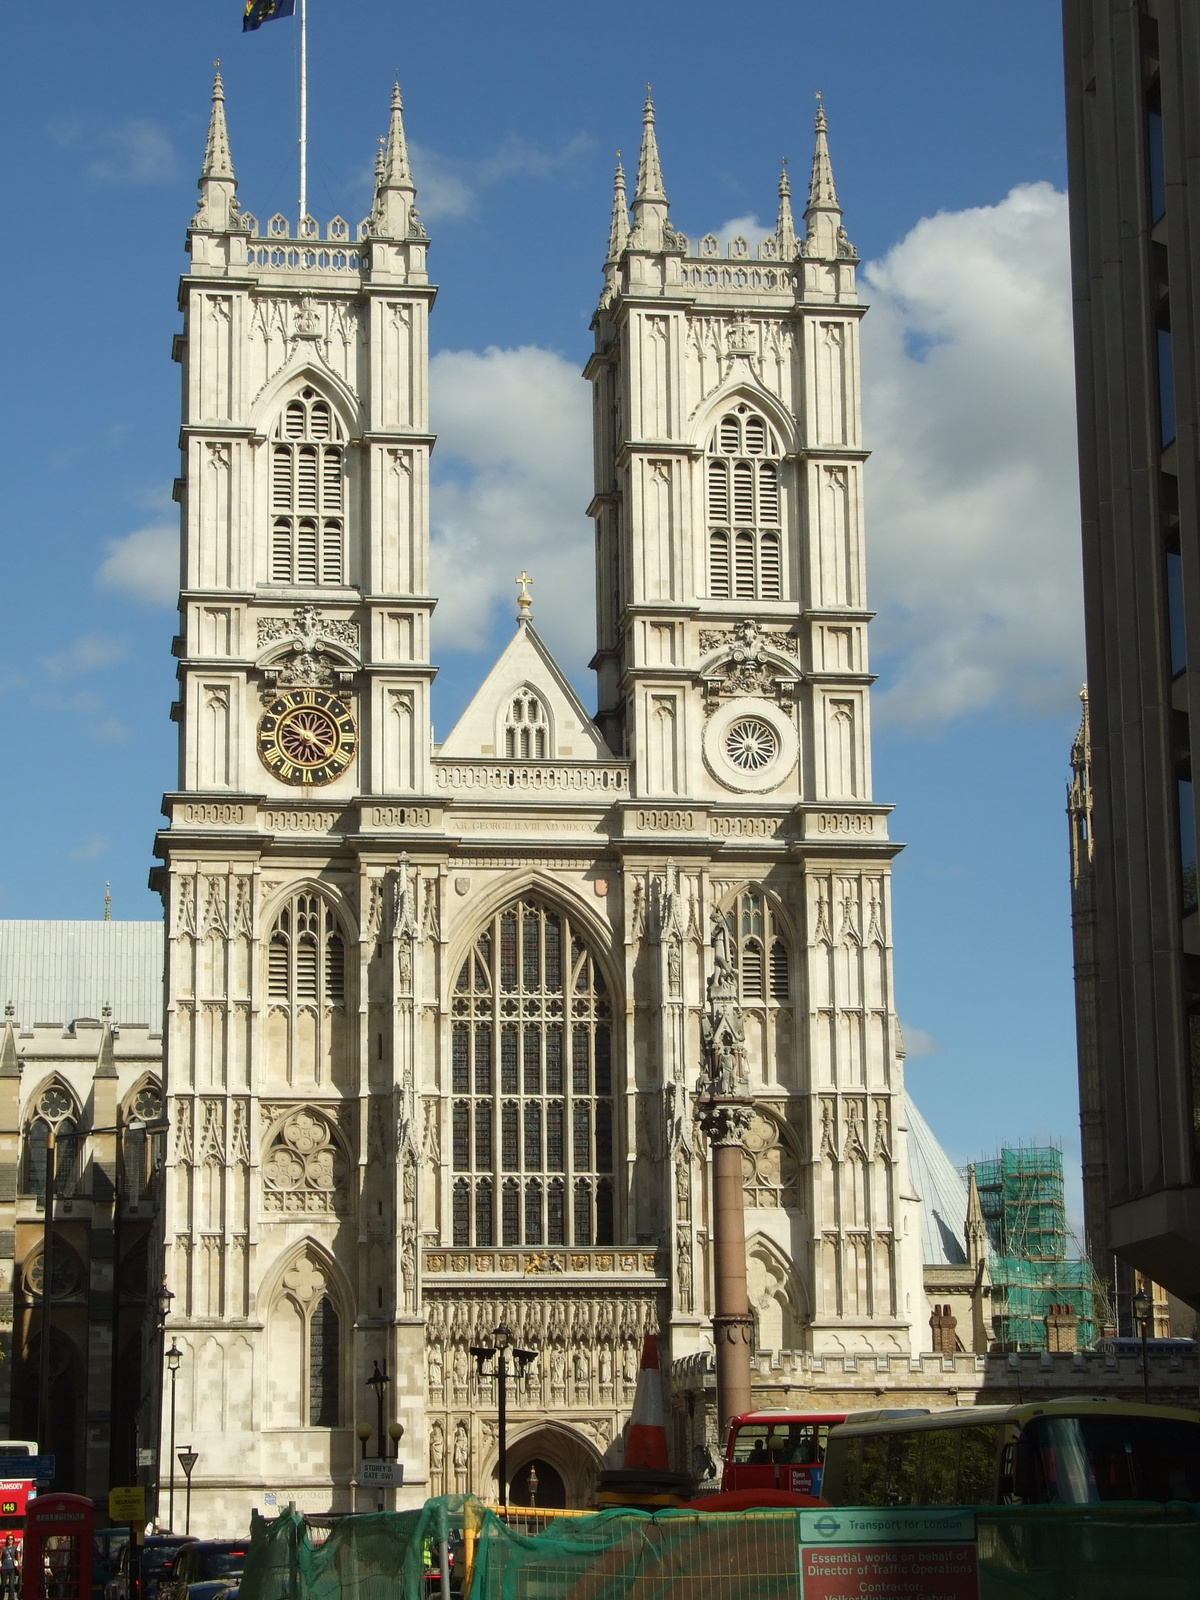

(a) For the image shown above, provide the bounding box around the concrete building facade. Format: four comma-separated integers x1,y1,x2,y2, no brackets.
1062,0,1200,1302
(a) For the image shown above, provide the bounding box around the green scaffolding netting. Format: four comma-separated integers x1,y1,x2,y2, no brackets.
237,1499,1200,1600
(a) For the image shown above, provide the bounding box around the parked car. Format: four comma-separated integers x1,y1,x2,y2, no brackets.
106,1535,197,1600
159,1542,248,1600
94,1529,130,1600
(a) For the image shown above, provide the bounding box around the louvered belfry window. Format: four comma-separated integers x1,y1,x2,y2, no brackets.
707,405,784,600
266,891,347,1005
269,388,346,586
450,899,614,1248
732,890,790,1003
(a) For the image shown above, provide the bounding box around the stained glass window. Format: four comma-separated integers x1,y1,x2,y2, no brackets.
308,1296,340,1427
449,898,615,1246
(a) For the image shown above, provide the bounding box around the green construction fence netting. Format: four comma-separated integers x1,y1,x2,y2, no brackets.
238,1497,1200,1600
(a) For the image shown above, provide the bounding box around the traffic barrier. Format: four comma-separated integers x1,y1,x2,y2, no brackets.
237,1497,1200,1600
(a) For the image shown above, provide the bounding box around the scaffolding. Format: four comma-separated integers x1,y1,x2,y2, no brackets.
973,1145,1096,1350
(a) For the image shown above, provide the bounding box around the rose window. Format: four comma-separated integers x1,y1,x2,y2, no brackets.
724,718,778,772
263,1110,348,1213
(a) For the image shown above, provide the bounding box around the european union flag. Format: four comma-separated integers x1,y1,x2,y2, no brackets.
243,0,296,31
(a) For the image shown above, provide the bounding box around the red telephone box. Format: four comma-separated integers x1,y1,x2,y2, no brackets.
21,1494,93,1600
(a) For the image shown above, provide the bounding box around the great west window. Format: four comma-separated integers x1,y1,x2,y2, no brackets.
450,899,614,1249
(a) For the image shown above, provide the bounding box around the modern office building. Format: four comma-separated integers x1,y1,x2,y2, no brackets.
1062,0,1200,1301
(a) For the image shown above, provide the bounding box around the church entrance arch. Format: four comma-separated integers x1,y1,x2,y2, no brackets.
490,1422,601,1510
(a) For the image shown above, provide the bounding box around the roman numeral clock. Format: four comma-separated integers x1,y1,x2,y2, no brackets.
257,688,357,786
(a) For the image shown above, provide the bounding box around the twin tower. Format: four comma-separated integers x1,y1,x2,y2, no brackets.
154,73,918,1525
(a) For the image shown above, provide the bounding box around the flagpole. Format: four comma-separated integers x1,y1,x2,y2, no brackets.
298,0,307,228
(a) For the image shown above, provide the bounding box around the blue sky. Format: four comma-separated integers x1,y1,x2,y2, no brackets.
0,3,1084,1202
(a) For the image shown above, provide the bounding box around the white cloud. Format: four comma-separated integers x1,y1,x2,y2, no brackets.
40,634,128,681
861,181,1083,725
429,346,593,670
410,134,593,223
68,833,111,862
87,120,178,184
95,523,179,607
900,1024,942,1058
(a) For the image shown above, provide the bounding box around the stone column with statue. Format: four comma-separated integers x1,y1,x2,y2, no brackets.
696,909,755,1440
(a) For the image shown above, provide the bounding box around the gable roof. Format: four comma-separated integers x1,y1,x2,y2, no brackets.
905,1092,970,1267
437,620,612,760
0,920,164,1030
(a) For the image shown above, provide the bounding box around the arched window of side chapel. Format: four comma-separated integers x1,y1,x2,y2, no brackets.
268,387,347,587
450,898,614,1250
706,404,785,601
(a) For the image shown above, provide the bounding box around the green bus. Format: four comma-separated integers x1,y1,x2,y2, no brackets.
821,1398,1200,1506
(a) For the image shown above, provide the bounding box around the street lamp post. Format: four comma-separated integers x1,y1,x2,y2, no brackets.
37,1127,56,1463
153,1281,174,1526
364,1362,394,1510
1133,1286,1153,1406
166,1342,182,1530
470,1324,536,1512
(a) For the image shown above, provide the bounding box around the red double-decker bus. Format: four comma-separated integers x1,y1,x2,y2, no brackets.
0,1478,35,1555
722,1410,845,1499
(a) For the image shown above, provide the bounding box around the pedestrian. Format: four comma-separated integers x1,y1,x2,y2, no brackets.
0,1534,18,1600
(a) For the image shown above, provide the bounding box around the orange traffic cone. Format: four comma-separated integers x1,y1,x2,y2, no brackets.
623,1332,670,1470
597,1331,693,1508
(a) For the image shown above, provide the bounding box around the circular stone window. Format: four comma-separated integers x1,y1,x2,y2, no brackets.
702,697,799,794
724,718,778,772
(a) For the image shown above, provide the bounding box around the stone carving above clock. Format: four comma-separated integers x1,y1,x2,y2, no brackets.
257,605,360,700
697,619,800,708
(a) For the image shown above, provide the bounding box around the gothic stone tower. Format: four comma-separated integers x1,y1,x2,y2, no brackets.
153,75,923,1532
586,96,924,1444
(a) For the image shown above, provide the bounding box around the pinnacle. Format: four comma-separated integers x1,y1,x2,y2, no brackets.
200,65,236,182
607,150,629,261
634,85,666,205
381,78,415,191
775,156,797,258
807,92,839,211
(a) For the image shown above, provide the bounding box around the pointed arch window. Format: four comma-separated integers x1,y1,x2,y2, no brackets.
504,691,550,759
726,890,791,1005
451,899,614,1247
269,388,347,587
707,406,785,600
22,1084,81,1202
266,891,347,1006
273,1254,342,1427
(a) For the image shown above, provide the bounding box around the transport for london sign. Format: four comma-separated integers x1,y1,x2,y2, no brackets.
799,1509,978,1600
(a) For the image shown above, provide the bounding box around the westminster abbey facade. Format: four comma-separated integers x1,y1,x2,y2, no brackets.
151,72,945,1529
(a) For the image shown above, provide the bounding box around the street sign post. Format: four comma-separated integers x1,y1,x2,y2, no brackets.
357,1461,403,1488
799,1509,978,1600
0,1457,53,1482
108,1487,145,1522
177,1451,199,1538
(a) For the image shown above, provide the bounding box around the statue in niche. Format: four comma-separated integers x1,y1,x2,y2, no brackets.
598,1345,612,1395
453,1342,470,1400
428,1342,444,1396
550,1345,566,1401
452,1421,469,1492
622,1341,639,1393
573,1345,590,1398
429,1422,445,1493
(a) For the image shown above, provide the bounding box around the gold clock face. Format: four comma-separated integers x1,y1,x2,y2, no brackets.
257,689,357,786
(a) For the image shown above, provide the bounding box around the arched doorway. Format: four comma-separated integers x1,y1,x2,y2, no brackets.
509,1458,566,1510
497,1424,601,1510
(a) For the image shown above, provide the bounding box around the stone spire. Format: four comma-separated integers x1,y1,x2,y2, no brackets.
192,66,239,233
804,94,854,260
775,158,797,260
630,89,672,251
374,81,421,240
966,1163,987,1270
606,152,629,262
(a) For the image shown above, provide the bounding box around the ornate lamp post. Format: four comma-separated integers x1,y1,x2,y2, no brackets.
696,910,754,1441
1133,1286,1152,1405
470,1324,536,1511
165,1342,182,1530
